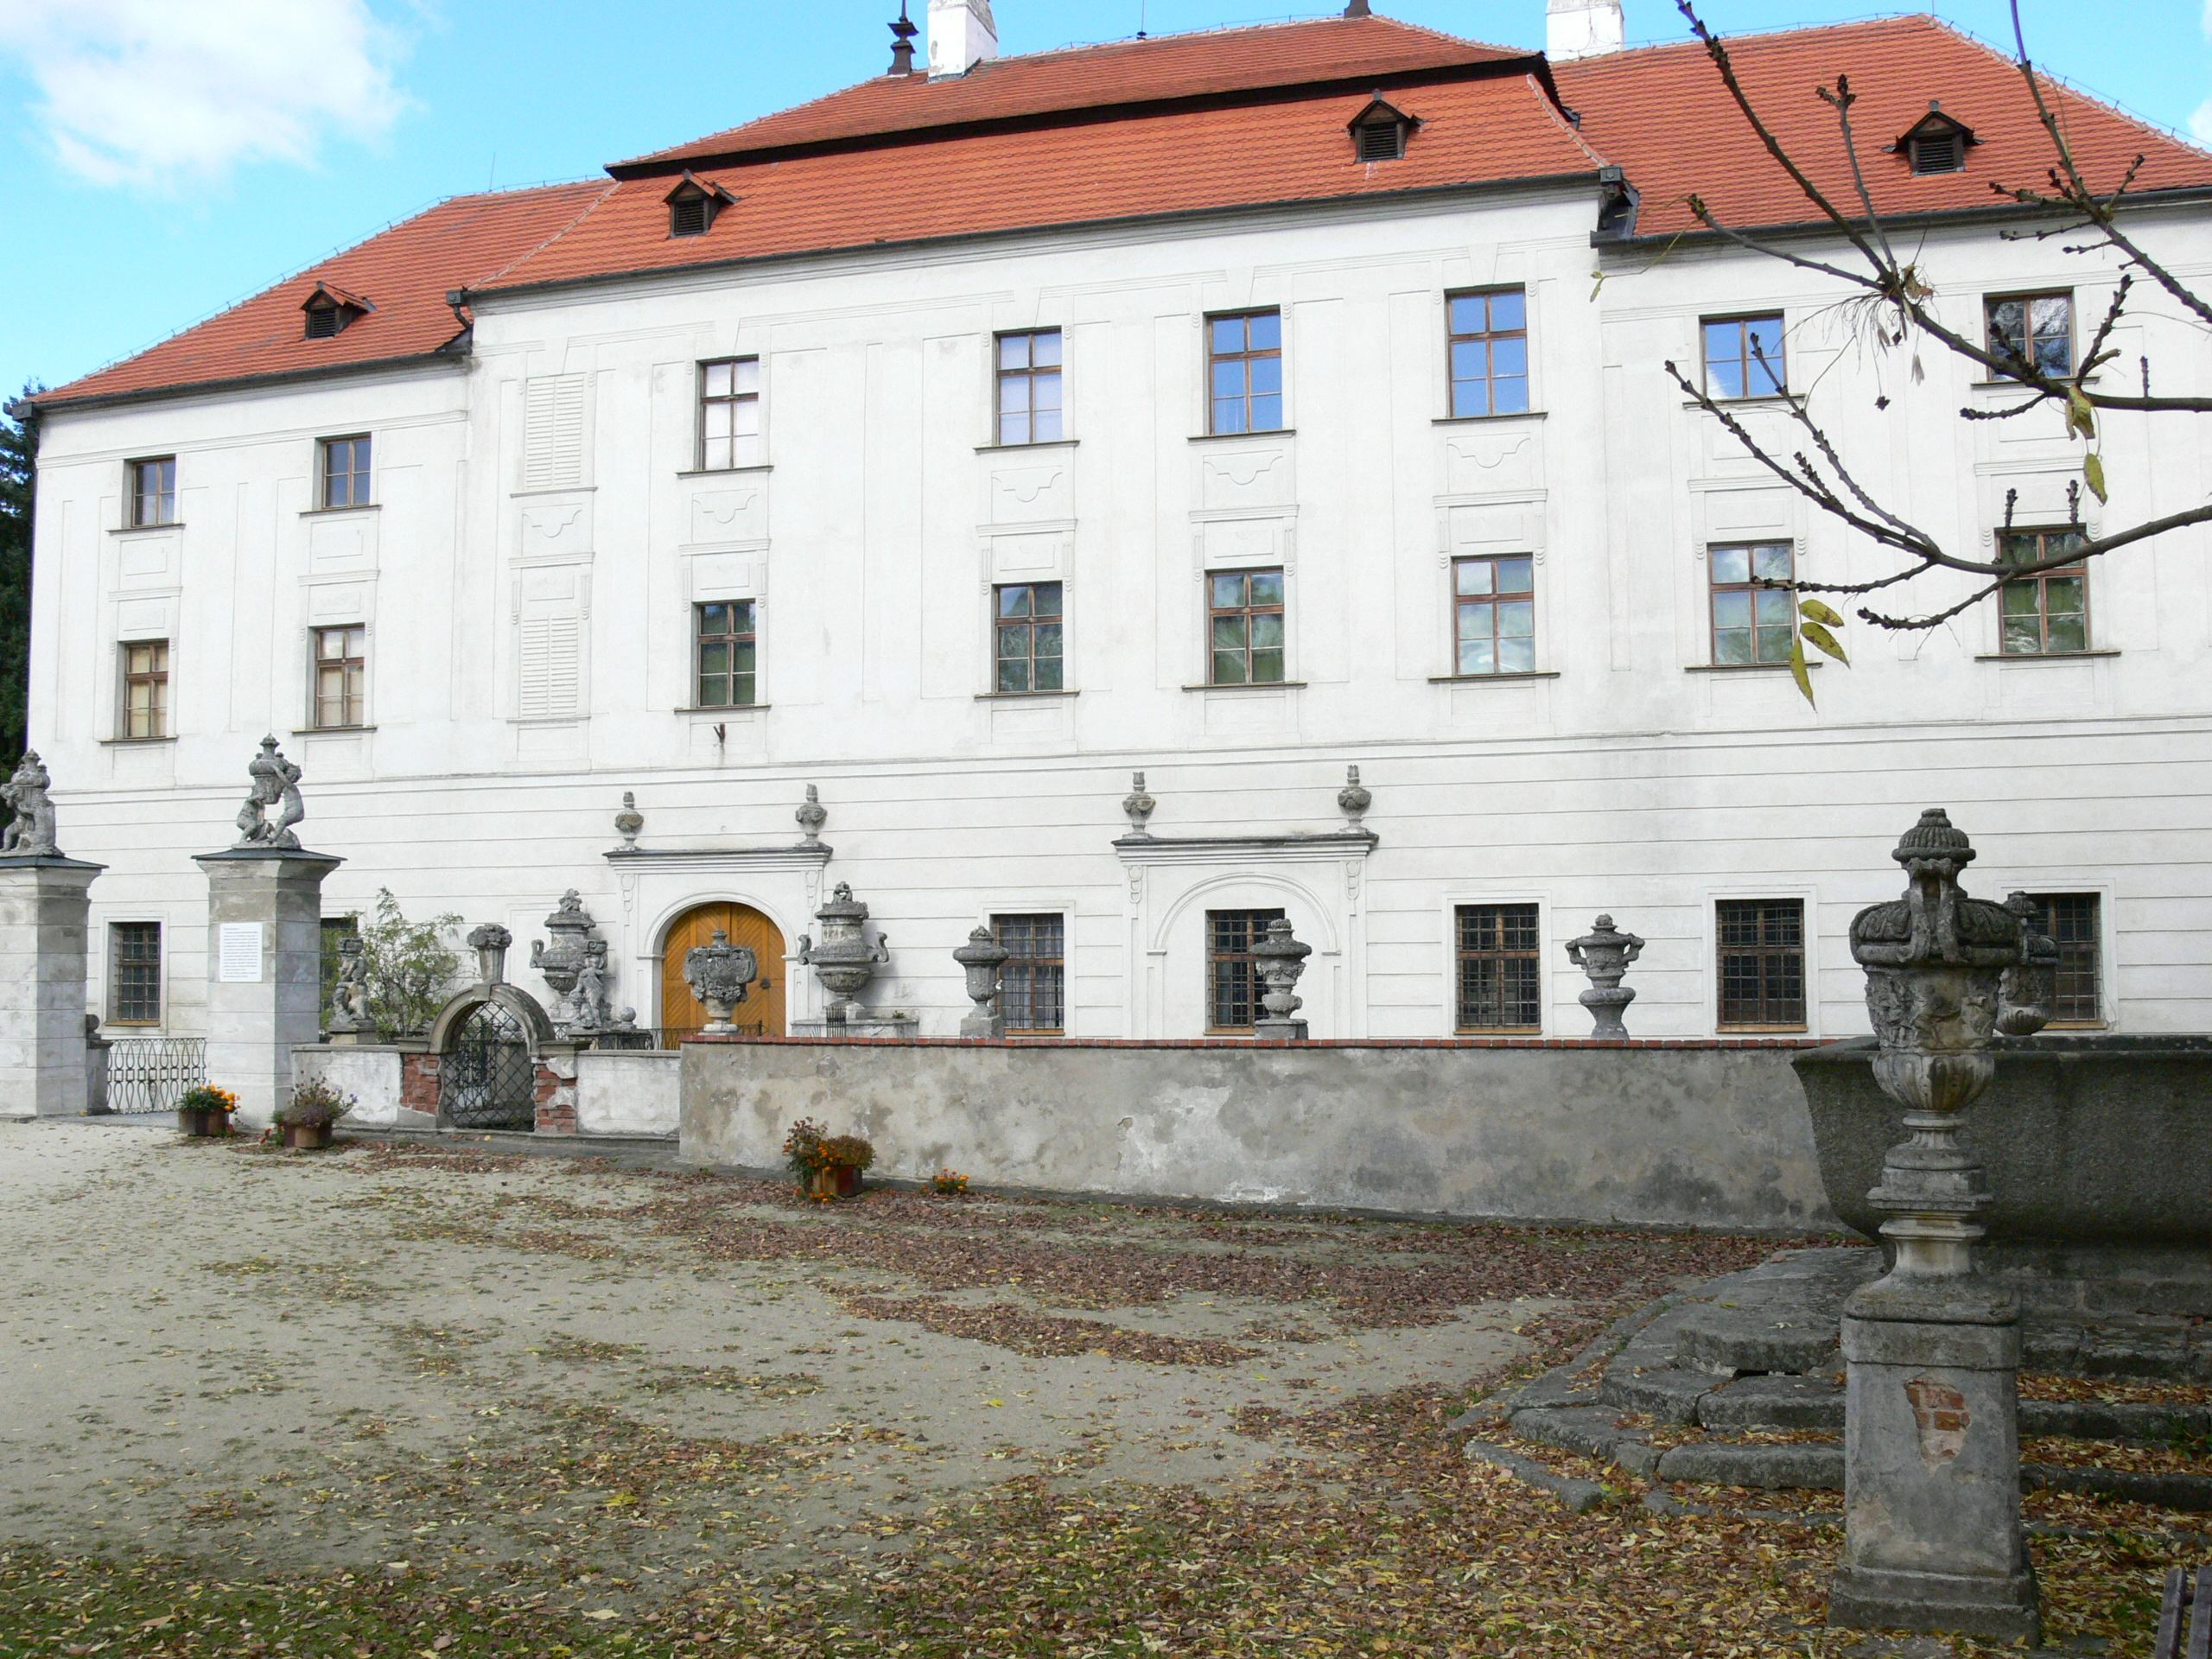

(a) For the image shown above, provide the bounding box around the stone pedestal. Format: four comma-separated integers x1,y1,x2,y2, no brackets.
0,855,105,1120
1834,1293,2039,1643
792,1013,920,1041
194,849,342,1128
1253,1018,1309,1044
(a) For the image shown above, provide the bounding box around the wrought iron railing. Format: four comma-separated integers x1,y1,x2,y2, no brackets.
103,1037,207,1115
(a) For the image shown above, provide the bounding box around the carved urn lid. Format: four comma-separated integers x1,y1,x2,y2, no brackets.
816,881,869,923
467,923,512,951
1249,918,1313,971
543,889,590,930
952,924,1010,969
1891,806,1976,870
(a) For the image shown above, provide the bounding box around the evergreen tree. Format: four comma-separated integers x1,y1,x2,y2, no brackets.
0,386,37,771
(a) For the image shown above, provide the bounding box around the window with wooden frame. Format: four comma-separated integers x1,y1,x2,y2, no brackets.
2026,893,2104,1025
1456,903,1542,1033
1208,569,1285,686
993,913,1066,1034
1206,908,1286,1033
697,358,763,470
318,435,371,508
310,626,366,729
995,329,1063,445
994,582,1063,693
1986,292,2074,378
1998,527,2090,656
109,922,162,1027
1207,310,1283,435
128,456,176,527
121,639,169,739
1709,543,1796,666
1452,555,1535,676
693,601,757,709
1446,289,1529,418
1701,314,1788,400
1716,899,1807,1030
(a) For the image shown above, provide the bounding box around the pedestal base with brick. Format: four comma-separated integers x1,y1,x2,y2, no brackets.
194,849,341,1128
0,855,105,1120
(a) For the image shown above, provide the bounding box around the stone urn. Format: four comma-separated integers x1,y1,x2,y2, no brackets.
1566,915,1643,1038
613,791,644,851
467,923,512,987
795,785,828,845
1998,892,2056,1039
952,925,1011,1038
531,890,596,1002
798,883,889,1024
1337,765,1371,828
1122,772,1156,836
683,928,760,1035
1251,918,1313,1041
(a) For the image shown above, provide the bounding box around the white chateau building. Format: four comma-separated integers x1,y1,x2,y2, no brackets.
23,0,2212,1048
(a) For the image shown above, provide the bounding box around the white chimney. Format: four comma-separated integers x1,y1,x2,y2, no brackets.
928,0,999,77
1548,0,1624,60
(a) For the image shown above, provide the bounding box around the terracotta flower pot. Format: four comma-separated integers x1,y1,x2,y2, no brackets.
177,1106,229,1137
808,1164,862,1201
281,1122,334,1151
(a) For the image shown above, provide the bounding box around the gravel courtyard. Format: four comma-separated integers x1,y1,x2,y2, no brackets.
0,1119,2193,1656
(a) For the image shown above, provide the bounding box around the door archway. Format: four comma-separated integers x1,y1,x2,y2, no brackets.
659,902,786,1044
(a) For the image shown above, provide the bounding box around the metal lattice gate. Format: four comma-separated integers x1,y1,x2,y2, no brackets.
438,1003,537,1129
103,1038,207,1115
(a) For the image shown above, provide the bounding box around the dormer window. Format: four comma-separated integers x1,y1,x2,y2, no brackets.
1347,95,1417,164
300,281,370,340
1897,104,1976,176
664,173,735,239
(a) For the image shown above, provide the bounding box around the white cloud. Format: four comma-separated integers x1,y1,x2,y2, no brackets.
0,0,407,188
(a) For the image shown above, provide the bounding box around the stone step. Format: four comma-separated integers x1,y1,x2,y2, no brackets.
1697,1374,1846,1431
2019,1397,2212,1441
1655,1440,1845,1491
1673,1306,1839,1376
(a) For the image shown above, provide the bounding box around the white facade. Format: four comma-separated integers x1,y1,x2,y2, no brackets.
29,168,2212,1043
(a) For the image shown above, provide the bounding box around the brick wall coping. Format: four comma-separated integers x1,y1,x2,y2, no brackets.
686,1034,1830,1052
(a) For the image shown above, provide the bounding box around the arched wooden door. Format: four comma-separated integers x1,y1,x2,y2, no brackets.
659,903,786,1045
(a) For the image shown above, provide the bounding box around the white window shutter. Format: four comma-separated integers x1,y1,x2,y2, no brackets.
522,375,586,490
518,614,581,717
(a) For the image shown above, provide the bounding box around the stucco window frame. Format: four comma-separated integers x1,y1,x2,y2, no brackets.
988,325,1069,448
115,632,173,743
1196,563,1293,690
1440,285,1536,422
1703,887,1821,1038
1977,875,2119,1033
1441,550,1546,681
1198,306,1289,438
102,917,168,1032
1438,893,1551,1037
985,903,1076,1036
694,354,766,474
304,620,371,733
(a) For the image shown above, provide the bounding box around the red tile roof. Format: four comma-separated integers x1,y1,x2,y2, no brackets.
614,13,1521,170
479,72,1598,296
38,182,610,410
1557,15,2212,239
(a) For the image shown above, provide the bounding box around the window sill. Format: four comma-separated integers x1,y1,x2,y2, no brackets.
1975,649,2118,663
299,504,378,517
109,523,182,535
1972,376,2094,390
676,465,772,478
975,439,1078,453
1433,410,1547,426
1458,1027,1542,1038
99,735,176,747
975,689,1078,701
673,704,770,715
292,725,376,735
1684,662,1819,675
1718,1024,1810,1036
1180,680,1308,692
1189,429,1294,443
1427,671,1559,684
1682,394,1803,410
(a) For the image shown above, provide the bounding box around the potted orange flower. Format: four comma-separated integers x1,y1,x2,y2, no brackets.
176,1085,237,1138
783,1118,874,1201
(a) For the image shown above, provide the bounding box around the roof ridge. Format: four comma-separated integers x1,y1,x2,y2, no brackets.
1521,70,1611,170
467,181,623,294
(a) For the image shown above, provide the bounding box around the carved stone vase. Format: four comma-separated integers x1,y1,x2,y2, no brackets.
683,928,760,1036
1566,915,1643,1039
467,923,512,987
952,925,1011,1039
1251,918,1313,1041
531,890,595,1002
798,883,888,1024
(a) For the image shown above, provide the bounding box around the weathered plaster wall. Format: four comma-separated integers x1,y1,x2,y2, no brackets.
575,1047,680,1137
293,1043,404,1127
681,1039,1838,1231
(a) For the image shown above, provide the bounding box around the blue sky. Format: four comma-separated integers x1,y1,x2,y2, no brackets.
0,0,2202,404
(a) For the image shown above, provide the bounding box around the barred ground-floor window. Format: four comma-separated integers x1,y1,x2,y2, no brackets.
993,913,1066,1034
1206,908,1286,1033
1456,903,1541,1033
1716,899,1806,1030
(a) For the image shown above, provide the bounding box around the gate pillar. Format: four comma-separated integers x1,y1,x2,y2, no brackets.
193,849,342,1128
0,854,106,1120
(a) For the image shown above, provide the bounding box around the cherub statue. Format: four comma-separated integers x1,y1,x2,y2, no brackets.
327,934,370,1034
0,751,60,858
233,736,305,850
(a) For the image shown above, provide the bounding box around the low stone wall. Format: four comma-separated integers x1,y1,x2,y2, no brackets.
294,1044,409,1128
575,1047,680,1138
679,1038,1837,1231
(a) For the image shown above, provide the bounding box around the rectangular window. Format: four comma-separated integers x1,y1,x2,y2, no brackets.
1208,568,1285,685
1716,899,1807,1029
1207,309,1283,435
1701,314,1788,400
2028,893,2103,1025
1447,289,1530,418
128,456,176,527
311,625,366,729
110,922,162,1026
1456,903,1542,1033
693,601,757,709
1453,555,1536,676
1998,527,2090,656
1207,908,1286,1033
994,582,1064,693
121,639,169,739
1710,543,1796,665
1986,292,2074,378
319,435,372,508
993,913,1066,1034
995,329,1064,446
698,358,763,470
